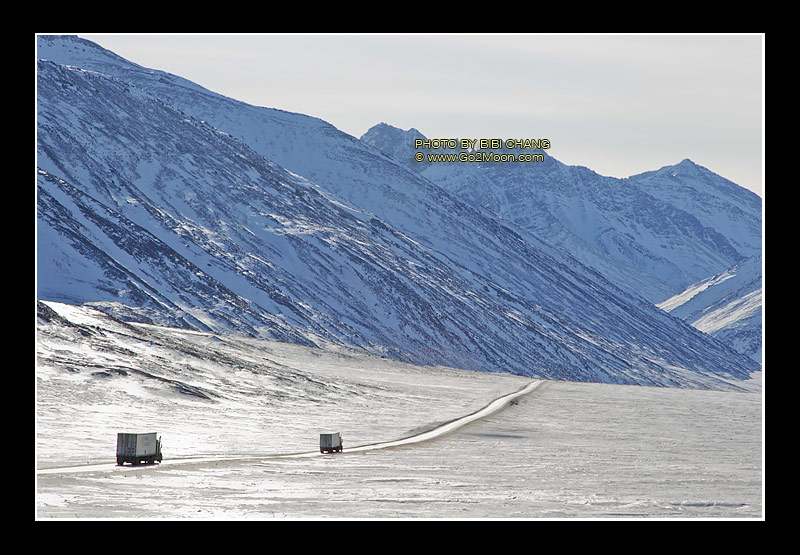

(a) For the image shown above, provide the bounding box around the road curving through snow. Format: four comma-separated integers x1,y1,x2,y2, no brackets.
37,380,544,475
324,378,544,456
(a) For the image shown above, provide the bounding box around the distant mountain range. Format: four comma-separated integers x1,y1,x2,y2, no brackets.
361,123,762,361
36,35,761,388
657,253,762,362
361,123,761,299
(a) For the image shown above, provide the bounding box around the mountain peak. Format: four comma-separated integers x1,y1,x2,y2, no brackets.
362,122,425,141
38,34,139,70
628,158,715,182
365,121,400,133
661,158,703,179
360,123,427,162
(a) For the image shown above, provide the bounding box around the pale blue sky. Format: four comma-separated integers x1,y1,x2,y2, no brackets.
80,33,764,197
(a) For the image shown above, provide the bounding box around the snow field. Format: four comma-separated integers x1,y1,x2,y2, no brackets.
36,302,762,519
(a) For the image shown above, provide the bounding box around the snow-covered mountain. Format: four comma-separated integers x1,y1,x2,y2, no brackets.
361,122,763,360
361,123,762,304
628,160,761,265
36,35,759,389
658,254,762,363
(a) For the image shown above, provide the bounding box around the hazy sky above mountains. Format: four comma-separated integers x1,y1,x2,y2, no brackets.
80,33,763,197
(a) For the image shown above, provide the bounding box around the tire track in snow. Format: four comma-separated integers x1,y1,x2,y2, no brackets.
37,380,544,474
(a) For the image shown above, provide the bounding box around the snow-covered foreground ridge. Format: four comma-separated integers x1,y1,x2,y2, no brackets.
36,35,759,389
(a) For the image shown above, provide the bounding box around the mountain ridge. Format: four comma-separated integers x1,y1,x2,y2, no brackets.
360,122,760,302
359,122,762,360
36,35,759,389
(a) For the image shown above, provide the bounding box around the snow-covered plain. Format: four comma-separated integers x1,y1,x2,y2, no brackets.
36,301,762,519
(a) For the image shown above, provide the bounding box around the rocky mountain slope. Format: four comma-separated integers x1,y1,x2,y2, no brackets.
361,123,761,304
658,254,762,362
36,35,759,388
361,122,763,359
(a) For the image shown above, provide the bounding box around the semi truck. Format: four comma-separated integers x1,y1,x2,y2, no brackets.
116,432,163,465
319,432,343,453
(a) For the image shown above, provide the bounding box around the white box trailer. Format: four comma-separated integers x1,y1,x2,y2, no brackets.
116,432,162,465
319,432,343,453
